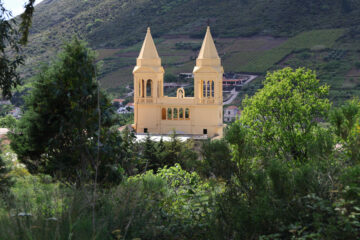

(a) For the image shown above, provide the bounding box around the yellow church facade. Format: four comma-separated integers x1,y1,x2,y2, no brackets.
132,27,224,138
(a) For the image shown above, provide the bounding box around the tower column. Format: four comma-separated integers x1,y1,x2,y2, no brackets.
133,27,164,134
193,26,224,104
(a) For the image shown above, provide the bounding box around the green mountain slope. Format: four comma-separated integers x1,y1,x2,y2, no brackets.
30,0,360,45
19,0,360,104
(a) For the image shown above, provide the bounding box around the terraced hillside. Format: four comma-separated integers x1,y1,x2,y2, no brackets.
17,0,360,104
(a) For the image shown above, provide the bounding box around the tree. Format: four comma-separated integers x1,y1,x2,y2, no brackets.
200,139,235,180
142,134,160,171
120,126,142,176
240,67,331,162
0,115,16,128
161,132,198,170
330,98,360,163
0,156,11,194
10,38,118,185
0,0,35,98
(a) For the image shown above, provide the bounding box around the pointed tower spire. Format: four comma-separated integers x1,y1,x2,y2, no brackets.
196,26,221,67
136,27,161,67
198,26,219,59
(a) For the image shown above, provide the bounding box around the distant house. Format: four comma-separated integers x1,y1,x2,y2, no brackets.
9,107,21,119
179,73,194,79
125,103,134,109
224,105,240,122
117,107,130,114
112,99,125,106
116,103,134,114
0,100,11,105
126,102,134,111
223,78,244,86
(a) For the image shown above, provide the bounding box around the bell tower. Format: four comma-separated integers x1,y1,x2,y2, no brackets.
133,27,164,102
193,26,224,104
133,27,164,132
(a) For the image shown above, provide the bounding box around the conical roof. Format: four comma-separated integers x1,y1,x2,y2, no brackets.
138,27,160,59
197,26,220,60
194,26,222,70
136,27,161,67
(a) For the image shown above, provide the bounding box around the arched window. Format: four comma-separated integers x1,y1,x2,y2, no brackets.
179,108,184,119
211,80,215,97
173,108,178,119
141,79,145,97
207,81,210,97
167,108,172,120
203,80,206,97
146,79,152,97
162,108,166,120
185,108,190,120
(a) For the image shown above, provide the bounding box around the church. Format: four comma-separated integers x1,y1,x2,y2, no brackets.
132,26,224,138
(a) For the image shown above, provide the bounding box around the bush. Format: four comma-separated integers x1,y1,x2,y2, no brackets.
0,115,16,129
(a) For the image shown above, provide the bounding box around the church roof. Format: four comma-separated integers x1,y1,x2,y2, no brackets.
138,27,160,60
194,26,222,72
134,27,162,70
197,26,220,60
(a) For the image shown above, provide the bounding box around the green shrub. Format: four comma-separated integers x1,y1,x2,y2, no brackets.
0,115,16,129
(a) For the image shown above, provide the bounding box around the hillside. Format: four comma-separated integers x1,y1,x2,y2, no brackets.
18,0,360,104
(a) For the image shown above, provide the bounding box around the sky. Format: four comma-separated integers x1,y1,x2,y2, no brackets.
3,0,45,17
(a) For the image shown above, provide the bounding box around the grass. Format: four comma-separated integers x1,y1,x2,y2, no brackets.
241,29,346,73
97,28,357,107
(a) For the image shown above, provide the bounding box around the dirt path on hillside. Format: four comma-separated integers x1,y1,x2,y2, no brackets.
223,75,258,105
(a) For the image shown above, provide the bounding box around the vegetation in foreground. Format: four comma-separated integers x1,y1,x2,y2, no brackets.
0,39,359,239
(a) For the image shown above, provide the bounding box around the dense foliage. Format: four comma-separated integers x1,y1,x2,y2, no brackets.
240,68,331,162
2,2,359,239
9,39,123,185
1,45,360,239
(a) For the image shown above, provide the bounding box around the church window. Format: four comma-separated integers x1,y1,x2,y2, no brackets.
141,79,145,97
203,129,208,134
167,108,172,120
173,108,178,119
179,108,184,119
162,108,166,120
185,108,190,119
211,80,215,97
146,79,152,97
207,81,210,97
202,80,206,97
144,128,148,133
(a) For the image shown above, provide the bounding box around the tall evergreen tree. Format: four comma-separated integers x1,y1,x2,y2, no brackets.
142,134,159,171
9,38,117,185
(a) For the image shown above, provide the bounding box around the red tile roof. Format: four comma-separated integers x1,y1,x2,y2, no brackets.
112,99,125,103
126,102,134,107
226,105,238,110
